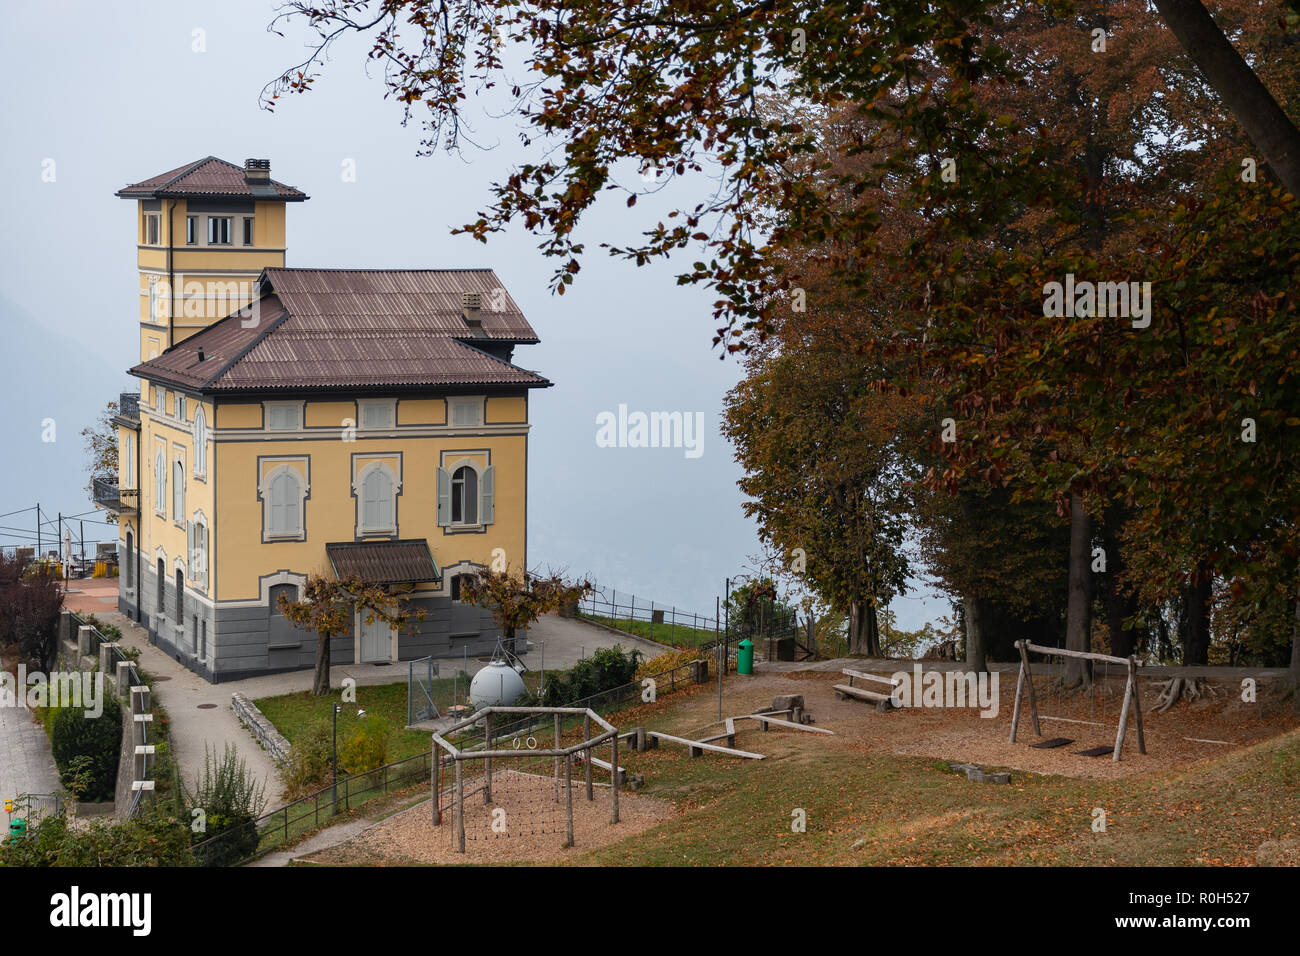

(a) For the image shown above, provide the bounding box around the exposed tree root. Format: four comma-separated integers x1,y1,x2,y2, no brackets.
1152,676,1218,713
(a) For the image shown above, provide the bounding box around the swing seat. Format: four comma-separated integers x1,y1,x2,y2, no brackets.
1075,745,1114,757
1030,737,1074,749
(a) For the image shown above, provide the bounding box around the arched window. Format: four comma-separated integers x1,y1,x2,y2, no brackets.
172,459,184,520
268,469,301,536
451,466,478,525
156,558,165,619
360,464,396,533
155,448,166,517
125,532,134,588
192,407,207,476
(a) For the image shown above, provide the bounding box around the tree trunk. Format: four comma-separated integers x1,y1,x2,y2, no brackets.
1152,0,1300,197
313,629,333,696
1290,596,1300,715
1063,494,1093,689
865,601,881,657
1182,565,1212,666
964,595,987,673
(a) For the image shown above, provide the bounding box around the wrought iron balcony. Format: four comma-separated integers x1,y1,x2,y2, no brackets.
93,477,138,516
115,391,141,427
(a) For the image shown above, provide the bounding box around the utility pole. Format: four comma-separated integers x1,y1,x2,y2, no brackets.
35,503,41,556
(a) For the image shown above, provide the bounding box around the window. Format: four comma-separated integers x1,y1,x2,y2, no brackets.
208,216,232,245
189,515,208,587
359,464,396,534
450,399,482,427
186,216,196,245
144,213,160,245
242,217,254,246
451,466,478,525
172,458,185,522
449,575,462,601
266,404,300,431
175,568,184,623
359,400,394,429
175,395,185,421
157,559,165,618
122,433,133,486
192,407,207,476
125,532,134,589
154,447,166,518
264,466,304,539
148,276,158,323
437,463,494,528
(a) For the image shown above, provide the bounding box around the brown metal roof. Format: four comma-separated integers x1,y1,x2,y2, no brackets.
326,540,441,584
129,269,550,393
116,156,308,201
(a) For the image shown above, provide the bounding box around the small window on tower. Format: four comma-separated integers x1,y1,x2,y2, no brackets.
242,217,254,246
186,216,196,245
208,217,232,245
144,213,160,245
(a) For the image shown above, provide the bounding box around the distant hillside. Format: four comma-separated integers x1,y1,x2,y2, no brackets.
0,294,136,551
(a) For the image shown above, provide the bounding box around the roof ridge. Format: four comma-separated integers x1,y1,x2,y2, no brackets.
160,155,220,189
265,266,497,273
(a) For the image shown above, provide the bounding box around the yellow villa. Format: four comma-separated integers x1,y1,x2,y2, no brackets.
96,157,549,681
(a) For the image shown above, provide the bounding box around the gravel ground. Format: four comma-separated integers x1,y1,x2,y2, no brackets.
304,769,675,865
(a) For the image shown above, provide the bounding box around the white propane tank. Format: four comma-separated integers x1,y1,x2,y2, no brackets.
469,658,527,708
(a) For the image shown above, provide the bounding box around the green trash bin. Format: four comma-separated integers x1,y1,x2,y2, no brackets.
737,638,755,675
9,818,27,843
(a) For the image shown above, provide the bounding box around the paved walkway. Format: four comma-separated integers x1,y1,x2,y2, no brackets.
89,609,668,806
0,697,61,810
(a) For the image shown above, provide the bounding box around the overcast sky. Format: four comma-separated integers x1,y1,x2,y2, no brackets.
0,0,947,629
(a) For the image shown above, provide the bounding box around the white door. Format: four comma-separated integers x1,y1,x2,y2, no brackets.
359,614,392,663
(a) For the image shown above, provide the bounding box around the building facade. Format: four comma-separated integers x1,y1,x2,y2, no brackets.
98,158,549,682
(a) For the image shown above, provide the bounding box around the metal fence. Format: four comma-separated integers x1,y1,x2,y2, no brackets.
577,586,722,650
407,656,442,726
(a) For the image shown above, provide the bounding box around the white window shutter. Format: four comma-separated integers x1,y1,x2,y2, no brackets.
436,467,451,526
480,466,495,525
202,522,209,585
186,521,194,574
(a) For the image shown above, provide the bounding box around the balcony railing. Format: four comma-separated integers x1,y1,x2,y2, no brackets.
92,477,138,516
117,391,141,425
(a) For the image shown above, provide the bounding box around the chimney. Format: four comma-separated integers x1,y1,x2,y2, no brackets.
462,292,483,331
244,158,271,183
197,347,205,362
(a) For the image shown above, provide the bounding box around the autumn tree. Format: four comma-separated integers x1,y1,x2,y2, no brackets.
81,401,119,524
459,568,592,652
278,575,426,696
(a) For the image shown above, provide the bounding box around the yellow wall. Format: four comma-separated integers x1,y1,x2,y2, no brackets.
398,399,446,426
212,420,528,602
133,198,292,362
486,395,526,424
129,384,215,599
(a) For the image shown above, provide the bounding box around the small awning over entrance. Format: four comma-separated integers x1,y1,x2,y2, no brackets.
325,540,441,585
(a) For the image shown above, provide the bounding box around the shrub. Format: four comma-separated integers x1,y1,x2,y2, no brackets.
278,721,334,800
0,554,63,671
543,645,641,705
1,805,193,867
339,714,390,775
50,694,122,802
186,743,267,867
635,647,699,682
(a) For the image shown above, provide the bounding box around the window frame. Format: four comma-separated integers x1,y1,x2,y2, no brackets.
192,406,207,478
171,450,186,528
144,212,160,246
207,216,232,245
450,465,479,526
448,397,484,428
153,442,167,519
242,216,254,246
186,216,197,245
355,460,400,537
259,459,309,543
358,398,396,431
264,402,303,432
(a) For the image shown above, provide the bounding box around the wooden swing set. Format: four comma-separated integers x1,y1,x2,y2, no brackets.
1008,639,1147,762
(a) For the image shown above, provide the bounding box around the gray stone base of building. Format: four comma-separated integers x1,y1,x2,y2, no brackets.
119,568,500,684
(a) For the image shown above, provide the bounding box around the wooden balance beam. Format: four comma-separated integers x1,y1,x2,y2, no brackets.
647,731,765,760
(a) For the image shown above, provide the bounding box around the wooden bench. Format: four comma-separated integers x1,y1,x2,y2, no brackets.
834,679,898,712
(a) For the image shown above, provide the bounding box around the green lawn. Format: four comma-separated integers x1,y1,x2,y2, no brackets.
577,612,719,650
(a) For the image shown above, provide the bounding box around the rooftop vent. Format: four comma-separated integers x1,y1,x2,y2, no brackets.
462,292,483,329
244,158,271,183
